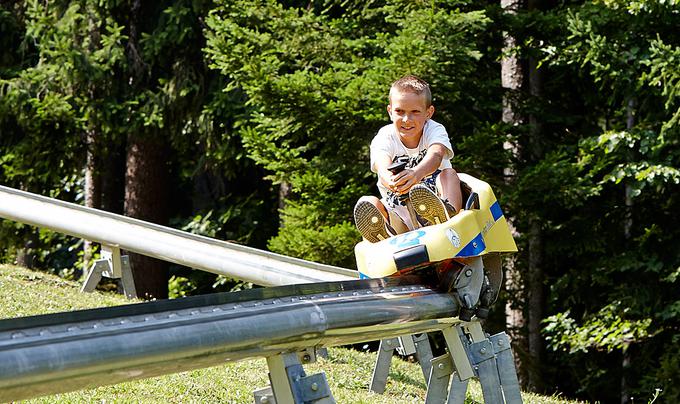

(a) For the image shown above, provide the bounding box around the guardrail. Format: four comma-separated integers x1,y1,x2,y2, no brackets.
0,185,357,286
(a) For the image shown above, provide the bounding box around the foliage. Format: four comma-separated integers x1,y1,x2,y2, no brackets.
543,303,653,354
0,0,278,293
532,0,680,401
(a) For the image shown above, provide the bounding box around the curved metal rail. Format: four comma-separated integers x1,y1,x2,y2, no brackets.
0,185,357,286
0,276,457,402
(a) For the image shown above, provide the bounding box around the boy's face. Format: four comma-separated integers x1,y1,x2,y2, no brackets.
387,90,434,146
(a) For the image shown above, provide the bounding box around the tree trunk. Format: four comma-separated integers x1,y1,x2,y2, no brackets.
620,96,636,404
124,133,170,299
15,183,37,269
121,0,169,299
14,237,36,269
83,128,102,273
501,0,529,388
526,22,545,391
279,181,292,211
101,140,126,214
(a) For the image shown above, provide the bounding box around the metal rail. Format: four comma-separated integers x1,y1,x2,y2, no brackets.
0,185,357,286
0,276,457,402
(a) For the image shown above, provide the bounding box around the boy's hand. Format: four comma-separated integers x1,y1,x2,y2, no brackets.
390,169,419,194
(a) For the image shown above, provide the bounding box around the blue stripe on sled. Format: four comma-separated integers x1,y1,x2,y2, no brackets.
490,201,503,222
456,233,486,257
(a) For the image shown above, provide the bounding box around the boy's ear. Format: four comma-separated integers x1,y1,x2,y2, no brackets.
427,105,435,119
387,104,393,117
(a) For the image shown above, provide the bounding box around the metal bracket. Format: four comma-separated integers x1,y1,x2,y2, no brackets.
468,339,504,403
490,332,523,403
80,245,137,299
254,386,276,404
396,335,416,355
297,347,318,364
425,353,454,404
453,257,484,310
482,254,503,304
439,323,523,404
260,351,335,404
442,325,475,381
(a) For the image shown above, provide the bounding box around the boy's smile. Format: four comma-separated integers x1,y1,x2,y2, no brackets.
387,90,434,148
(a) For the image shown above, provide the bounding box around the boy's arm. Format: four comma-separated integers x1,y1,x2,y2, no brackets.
373,154,396,190
392,144,448,194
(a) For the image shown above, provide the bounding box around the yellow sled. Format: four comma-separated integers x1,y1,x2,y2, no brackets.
355,173,516,278
354,173,517,320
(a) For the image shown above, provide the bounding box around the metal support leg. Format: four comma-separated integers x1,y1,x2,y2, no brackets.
425,353,453,404
464,322,523,403
371,334,434,393
441,326,475,381
490,333,523,404
447,373,469,404
81,245,136,299
469,338,504,403
266,354,297,404
80,259,108,294
413,333,434,385
118,255,137,299
397,333,435,385
437,325,474,403
437,322,522,404
264,352,335,404
369,337,398,393
464,320,487,343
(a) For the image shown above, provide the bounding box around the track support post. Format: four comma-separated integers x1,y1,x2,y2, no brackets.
369,333,435,393
81,245,136,299
433,321,522,404
255,350,335,404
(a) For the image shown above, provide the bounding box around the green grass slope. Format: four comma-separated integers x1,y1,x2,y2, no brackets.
0,264,584,403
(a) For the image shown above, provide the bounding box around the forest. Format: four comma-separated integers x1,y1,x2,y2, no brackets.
0,0,678,402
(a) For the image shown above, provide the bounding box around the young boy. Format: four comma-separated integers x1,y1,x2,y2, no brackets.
354,75,463,242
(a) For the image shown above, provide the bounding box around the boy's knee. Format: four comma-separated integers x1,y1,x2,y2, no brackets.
356,195,381,206
437,168,460,189
440,168,459,182
355,195,388,217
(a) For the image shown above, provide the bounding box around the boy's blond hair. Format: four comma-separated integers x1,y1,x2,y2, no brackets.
389,75,432,107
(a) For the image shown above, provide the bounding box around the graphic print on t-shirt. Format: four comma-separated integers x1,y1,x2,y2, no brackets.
386,150,440,207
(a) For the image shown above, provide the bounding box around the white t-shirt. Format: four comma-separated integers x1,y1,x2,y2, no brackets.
370,119,454,205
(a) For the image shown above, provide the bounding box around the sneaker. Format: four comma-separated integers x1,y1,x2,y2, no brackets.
409,184,450,225
354,200,396,243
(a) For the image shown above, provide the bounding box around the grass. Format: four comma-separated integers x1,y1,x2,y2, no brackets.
0,264,586,403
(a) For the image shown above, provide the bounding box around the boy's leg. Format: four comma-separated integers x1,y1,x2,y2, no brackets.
436,168,463,214
409,168,462,226
409,185,450,225
354,196,404,243
384,201,411,233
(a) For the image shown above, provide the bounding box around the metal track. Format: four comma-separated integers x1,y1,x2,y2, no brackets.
0,185,357,285
0,275,457,402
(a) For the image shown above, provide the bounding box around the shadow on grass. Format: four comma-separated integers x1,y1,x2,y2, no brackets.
389,369,427,390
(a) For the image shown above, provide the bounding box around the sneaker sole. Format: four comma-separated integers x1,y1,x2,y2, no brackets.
354,201,391,243
410,186,448,225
